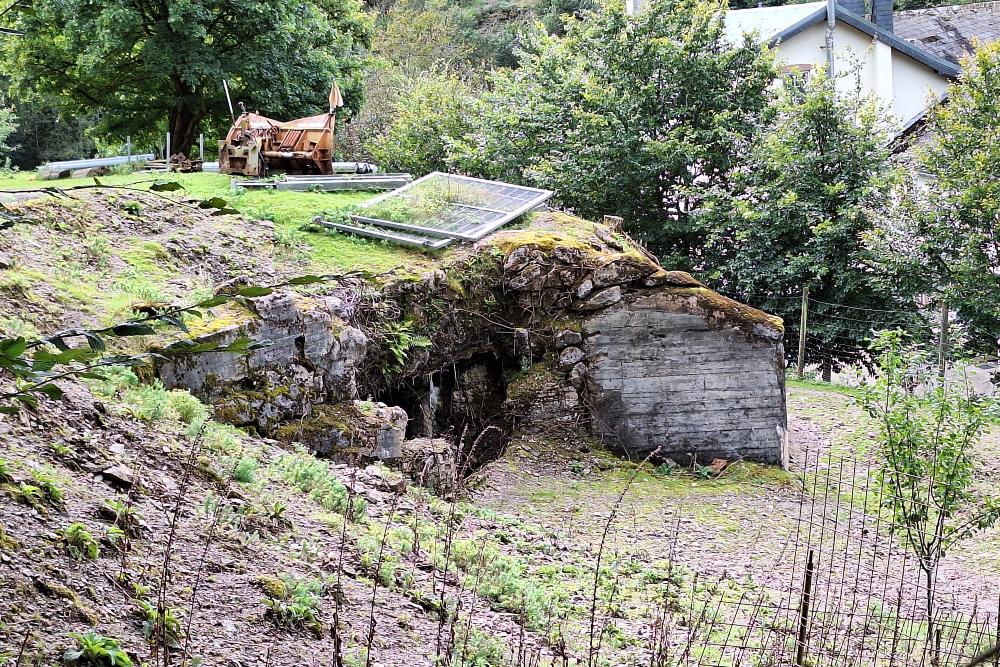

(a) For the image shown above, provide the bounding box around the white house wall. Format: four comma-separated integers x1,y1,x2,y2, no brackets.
773,22,949,125
892,51,949,123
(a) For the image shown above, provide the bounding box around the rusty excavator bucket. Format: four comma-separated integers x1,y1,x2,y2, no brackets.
218,82,344,177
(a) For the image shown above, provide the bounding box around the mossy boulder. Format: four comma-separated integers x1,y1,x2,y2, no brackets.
274,400,407,459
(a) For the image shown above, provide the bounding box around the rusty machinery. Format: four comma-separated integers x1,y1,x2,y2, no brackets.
219,83,344,177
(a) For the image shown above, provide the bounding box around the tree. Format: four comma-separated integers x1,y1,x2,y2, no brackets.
3,0,372,157
0,105,15,164
367,71,476,174
696,69,922,376
862,331,999,665
883,42,1000,356
448,0,776,267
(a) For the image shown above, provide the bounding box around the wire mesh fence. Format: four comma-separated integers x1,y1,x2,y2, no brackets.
670,449,1000,667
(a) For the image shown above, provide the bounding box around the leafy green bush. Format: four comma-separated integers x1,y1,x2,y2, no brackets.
367,71,476,175
60,522,100,560
63,632,132,666
0,458,13,483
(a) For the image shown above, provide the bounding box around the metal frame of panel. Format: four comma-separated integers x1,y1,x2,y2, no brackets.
319,219,454,251
350,172,553,242
234,174,412,192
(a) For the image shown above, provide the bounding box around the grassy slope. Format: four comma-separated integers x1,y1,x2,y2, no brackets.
0,171,436,275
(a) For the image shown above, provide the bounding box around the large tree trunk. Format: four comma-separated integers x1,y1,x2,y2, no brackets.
167,108,201,159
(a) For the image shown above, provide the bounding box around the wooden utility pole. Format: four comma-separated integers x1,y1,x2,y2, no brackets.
797,286,809,379
938,300,949,379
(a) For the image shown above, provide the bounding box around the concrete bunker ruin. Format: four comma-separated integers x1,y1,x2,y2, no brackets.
156,213,787,471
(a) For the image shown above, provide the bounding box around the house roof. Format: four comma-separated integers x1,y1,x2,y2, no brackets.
725,2,961,77
895,2,1000,64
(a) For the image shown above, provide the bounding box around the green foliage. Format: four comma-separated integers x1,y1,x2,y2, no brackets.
60,523,101,560
137,599,184,649
448,0,776,265
4,0,372,156
63,632,133,666
862,331,1000,642
0,105,15,163
453,626,507,666
233,456,258,484
697,68,916,370
877,41,1000,354
381,320,432,373
274,450,367,519
31,467,66,506
862,331,1000,561
0,458,12,483
102,498,144,537
367,71,476,175
262,573,327,633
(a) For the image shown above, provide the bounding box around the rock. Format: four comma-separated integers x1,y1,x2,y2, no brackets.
709,458,729,474
552,246,583,264
274,400,407,460
554,330,583,348
70,166,110,179
568,362,587,387
507,263,545,291
0,253,11,270
99,464,136,490
503,246,544,273
644,269,703,288
576,286,622,311
394,438,457,493
575,278,594,300
362,464,406,492
558,346,585,369
592,258,655,288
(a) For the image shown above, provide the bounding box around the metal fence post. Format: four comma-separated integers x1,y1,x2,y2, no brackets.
199,133,204,161
126,136,132,163
797,286,809,380
165,131,171,166
795,549,816,666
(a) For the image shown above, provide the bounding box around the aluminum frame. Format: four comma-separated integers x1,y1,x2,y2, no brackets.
349,172,553,242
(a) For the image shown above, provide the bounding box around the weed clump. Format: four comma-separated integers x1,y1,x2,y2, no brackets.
274,450,366,519
63,631,132,666
260,573,327,635
60,522,100,560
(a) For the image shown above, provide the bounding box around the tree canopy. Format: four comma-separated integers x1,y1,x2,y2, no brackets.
3,0,373,157
905,42,1000,354
448,0,776,268
695,70,921,374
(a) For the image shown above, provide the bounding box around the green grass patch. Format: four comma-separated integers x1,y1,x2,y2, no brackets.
1,172,436,274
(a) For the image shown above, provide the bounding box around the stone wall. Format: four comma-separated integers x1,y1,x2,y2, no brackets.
582,292,787,466
155,213,788,468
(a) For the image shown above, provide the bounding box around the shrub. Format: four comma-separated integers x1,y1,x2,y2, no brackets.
367,71,476,175
63,632,132,666
166,389,208,427
137,599,183,649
